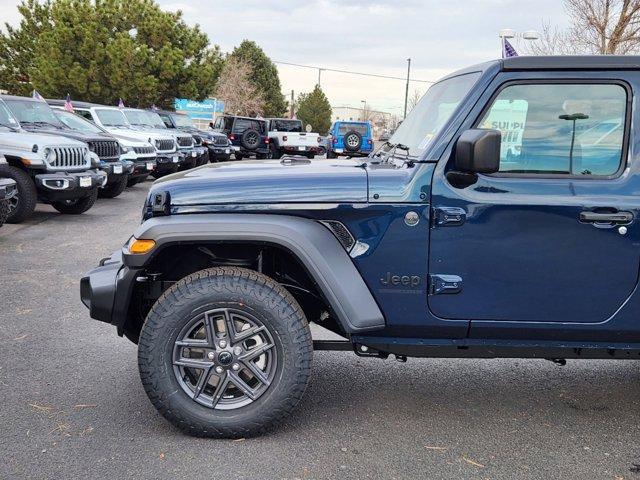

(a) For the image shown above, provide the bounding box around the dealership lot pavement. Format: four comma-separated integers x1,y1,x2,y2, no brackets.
2,178,640,480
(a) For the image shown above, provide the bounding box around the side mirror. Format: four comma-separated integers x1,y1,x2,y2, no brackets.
454,129,501,174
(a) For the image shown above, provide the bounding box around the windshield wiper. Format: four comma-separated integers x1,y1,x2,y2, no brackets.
0,122,19,131
23,120,62,129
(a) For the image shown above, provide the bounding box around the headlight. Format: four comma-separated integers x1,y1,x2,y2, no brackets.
44,148,56,163
89,151,100,167
155,139,161,148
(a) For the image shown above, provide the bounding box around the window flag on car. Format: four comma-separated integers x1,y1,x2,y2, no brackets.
502,38,518,58
118,98,125,109
32,90,45,102
64,93,74,112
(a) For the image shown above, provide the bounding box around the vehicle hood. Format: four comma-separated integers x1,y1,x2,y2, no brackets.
148,158,368,207
0,128,86,149
103,126,174,141
21,125,113,143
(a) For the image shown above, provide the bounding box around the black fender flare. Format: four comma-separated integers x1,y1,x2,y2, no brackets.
125,214,385,333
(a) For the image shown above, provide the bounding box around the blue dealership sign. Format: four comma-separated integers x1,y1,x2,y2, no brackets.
174,98,225,120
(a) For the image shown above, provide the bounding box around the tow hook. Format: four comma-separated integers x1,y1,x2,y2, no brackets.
546,358,567,366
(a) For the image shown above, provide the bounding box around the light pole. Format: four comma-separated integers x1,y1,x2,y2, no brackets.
559,113,589,174
317,68,324,87
403,58,411,118
361,100,366,121
499,28,539,57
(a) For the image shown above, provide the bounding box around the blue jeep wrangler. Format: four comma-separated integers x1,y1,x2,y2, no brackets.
326,120,373,158
81,56,640,438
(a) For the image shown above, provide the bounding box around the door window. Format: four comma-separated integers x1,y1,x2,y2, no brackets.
477,83,627,176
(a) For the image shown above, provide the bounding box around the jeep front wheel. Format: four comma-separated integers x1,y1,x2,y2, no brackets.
0,165,37,224
138,267,313,438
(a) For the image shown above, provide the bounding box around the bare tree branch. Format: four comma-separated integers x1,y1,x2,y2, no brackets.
527,0,640,55
214,57,265,117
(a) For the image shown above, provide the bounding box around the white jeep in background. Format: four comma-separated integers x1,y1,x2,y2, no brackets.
47,100,180,178
0,99,106,223
266,118,322,159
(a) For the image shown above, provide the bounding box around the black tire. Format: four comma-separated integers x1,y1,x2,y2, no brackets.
240,129,260,150
51,188,98,215
343,130,362,152
235,153,244,160
0,165,37,224
128,177,141,186
138,266,313,438
305,152,315,159
99,175,128,198
270,144,283,159
327,150,337,159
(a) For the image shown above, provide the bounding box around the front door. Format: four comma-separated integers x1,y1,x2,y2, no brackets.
428,79,640,324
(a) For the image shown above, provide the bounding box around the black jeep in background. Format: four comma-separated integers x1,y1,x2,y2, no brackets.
155,109,231,163
212,115,270,160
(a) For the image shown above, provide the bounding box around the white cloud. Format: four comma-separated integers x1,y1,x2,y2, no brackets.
0,0,568,112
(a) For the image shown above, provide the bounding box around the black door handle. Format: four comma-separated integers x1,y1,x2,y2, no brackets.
579,211,633,225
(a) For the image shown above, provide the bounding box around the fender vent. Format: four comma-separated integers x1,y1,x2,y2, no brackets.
319,220,355,251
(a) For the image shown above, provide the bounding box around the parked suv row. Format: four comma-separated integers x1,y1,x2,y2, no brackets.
0,94,231,225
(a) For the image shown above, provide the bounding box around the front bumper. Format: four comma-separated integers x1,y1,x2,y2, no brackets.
99,160,127,184
35,169,106,201
130,158,156,178
81,250,137,332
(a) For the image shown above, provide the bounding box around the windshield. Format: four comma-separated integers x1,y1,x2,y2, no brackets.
270,119,303,132
4,99,64,128
146,111,167,128
0,100,20,129
55,110,105,134
388,72,481,157
172,114,193,128
124,109,166,128
96,108,129,127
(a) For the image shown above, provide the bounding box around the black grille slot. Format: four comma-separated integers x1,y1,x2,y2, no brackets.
89,140,120,160
214,136,228,146
133,146,155,155
156,139,175,151
319,220,355,251
177,135,194,148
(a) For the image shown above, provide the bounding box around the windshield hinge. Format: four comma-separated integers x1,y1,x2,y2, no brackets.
428,274,463,295
432,206,466,227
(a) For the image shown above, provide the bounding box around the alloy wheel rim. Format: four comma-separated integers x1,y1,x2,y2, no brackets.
347,135,359,147
8,194,18,214
172,307,277,410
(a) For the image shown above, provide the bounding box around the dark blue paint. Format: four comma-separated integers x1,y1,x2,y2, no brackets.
145,60,640,349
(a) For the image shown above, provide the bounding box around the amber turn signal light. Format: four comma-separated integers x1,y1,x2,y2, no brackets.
129,238,156,254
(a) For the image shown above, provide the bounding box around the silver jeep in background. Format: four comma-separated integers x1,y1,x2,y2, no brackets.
0,99,105,223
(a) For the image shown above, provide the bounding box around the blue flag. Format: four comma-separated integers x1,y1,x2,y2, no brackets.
503,38,518,58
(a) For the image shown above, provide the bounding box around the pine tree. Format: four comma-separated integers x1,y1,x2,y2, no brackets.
296,85,332,134
0,0,223,107
229,40,287,117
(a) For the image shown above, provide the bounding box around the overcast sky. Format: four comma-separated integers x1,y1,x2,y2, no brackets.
1,0,569,113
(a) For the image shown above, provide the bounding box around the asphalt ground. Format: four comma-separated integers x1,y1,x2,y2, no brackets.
1,174,640,480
